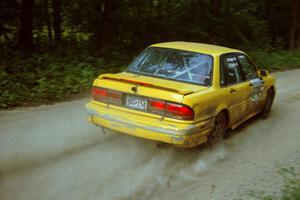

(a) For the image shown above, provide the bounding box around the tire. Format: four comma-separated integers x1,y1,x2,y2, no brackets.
261,89,275,119
207,112,227,147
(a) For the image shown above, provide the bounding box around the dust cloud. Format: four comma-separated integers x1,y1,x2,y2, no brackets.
134,145,227,200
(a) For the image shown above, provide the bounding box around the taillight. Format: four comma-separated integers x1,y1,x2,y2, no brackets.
92,87,107,102
148,99,165,114
92,87,122,105
165,103,194,120
148,99,194,120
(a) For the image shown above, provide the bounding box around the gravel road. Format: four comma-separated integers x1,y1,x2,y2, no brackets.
0,69,300,200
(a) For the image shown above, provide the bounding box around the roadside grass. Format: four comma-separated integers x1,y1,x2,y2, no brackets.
247,166,300,200
249,50,300,71
1,49,300,108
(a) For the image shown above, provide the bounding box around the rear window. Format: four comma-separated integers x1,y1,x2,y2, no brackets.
127,47,213,86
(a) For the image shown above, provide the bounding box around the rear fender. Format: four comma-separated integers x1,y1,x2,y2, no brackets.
214,103,229,122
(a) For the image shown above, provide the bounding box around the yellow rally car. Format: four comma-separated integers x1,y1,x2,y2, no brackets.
85,42,276,147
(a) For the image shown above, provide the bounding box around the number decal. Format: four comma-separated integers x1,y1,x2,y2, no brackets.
250,78,263,101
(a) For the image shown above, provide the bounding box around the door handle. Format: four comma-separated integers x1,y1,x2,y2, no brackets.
230,88,236,93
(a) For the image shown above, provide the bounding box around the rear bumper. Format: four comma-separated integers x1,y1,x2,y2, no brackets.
85,102,213,147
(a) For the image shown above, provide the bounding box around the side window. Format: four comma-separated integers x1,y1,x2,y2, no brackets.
237,54,258,80
220,54,243,86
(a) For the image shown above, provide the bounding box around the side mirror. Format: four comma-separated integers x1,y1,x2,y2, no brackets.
259,69,269,77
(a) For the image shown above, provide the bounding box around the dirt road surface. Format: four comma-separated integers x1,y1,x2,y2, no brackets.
1,69,300,200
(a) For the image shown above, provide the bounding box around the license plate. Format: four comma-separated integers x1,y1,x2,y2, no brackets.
126,95,147,110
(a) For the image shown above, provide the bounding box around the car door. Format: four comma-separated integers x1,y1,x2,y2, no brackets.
220,53,251,126
235,53,264,115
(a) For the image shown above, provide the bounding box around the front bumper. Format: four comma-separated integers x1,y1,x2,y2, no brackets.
85,101,213,147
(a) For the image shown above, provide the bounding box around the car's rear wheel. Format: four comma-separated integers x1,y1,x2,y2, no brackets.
261,89,275,119
207,112,227,147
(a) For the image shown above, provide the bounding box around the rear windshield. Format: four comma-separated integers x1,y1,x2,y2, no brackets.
127,47,213,86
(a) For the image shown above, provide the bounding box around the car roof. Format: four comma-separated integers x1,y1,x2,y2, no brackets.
150,41,243,56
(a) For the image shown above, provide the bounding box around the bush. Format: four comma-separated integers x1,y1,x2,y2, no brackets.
0,49,125,108
249,50,300,71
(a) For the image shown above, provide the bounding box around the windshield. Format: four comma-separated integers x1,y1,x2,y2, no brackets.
127,47,213,86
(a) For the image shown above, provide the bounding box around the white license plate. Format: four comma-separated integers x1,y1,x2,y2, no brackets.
126,95,147,110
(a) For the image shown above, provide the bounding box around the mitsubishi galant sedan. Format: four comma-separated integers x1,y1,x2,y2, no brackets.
85,42,276,147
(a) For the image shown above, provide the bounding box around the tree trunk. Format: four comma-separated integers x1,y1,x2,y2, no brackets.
297,27,300,49
44,0,52,45
289,0,298,50
296,5,300,49
210,0,221,18
52,0,62,46
97,0,119,48
209,0,222,43
18,0,34,51
100,0,111,47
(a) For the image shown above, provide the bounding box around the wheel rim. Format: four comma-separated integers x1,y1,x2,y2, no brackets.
209,114,226,146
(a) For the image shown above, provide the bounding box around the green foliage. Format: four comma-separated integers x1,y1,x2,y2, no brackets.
0,48,125,108
247,166,300,200
278,167,300,200
249,50,300,71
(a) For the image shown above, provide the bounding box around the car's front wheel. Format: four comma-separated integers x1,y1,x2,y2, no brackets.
261,89,275,119
207,112,227,147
